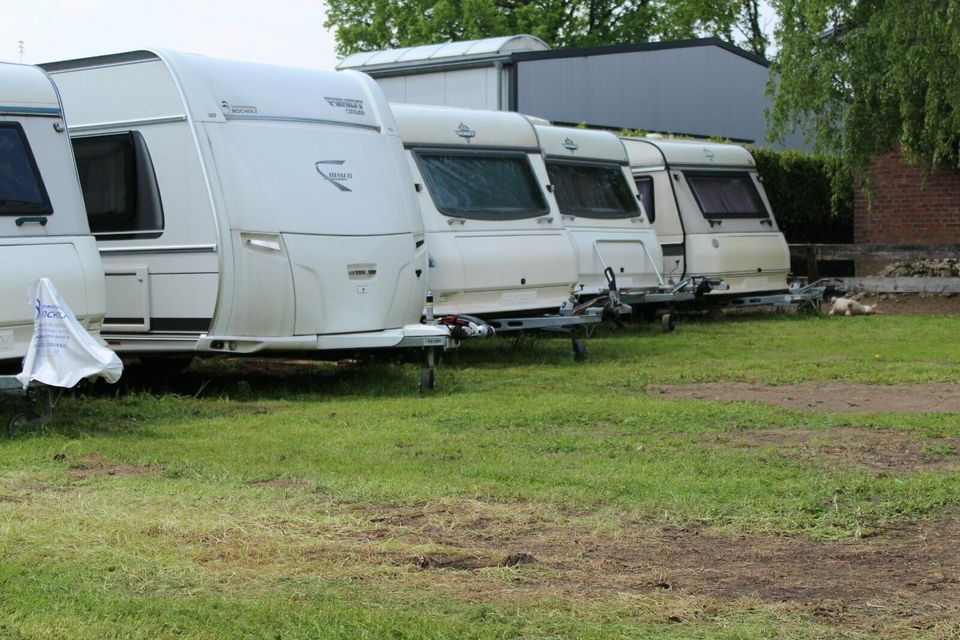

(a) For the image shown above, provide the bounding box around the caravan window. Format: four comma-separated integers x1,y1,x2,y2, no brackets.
415,150,549,221
684,171,768,219
72,132,164,239
633,176,655,223
0,123,52,216
546,160,640,219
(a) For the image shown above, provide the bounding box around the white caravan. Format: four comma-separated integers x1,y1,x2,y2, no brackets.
0,63,106,372
391,104,581,318
622,137,791,298
532,124,668,300
42,51,451,369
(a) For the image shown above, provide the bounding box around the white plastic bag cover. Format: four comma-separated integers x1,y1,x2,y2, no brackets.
16,278,123,389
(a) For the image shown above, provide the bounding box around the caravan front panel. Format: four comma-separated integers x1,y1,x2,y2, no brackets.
0,63,106,365
535,124,663,295
392,104,578,316
623,137,790,296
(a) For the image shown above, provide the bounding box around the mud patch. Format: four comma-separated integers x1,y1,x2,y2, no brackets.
856,292,960,316
66,453,159,480
702,427,960,471
345,499,960,632
413,552,536,570
650,381,960,413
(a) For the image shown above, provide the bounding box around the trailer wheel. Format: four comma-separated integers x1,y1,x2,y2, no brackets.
571,339,587,362
6,411,33,436
661,313,676,333
419,367,435,391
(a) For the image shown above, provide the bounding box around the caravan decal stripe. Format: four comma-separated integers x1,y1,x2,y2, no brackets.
224,114,381,132
0,105,61,117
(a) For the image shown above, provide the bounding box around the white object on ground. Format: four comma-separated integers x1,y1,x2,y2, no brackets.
828,297,876,316
16,278,123,389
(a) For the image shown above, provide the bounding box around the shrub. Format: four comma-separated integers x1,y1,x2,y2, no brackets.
750,147,854,244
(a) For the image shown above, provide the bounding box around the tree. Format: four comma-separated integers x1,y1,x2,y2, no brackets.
325,0,771,58
768,0,960,181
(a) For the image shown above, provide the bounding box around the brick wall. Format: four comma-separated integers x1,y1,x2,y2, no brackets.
855,149,960,243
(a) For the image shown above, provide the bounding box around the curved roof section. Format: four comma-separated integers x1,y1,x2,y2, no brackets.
534,124,629,164
337,34,548,70
0,63,60,112
43,49,393,130
391,103,540,150
622,136,756,168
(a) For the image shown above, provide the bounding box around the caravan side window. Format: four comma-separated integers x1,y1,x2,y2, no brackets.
72,132,164,239
0,123,53,216
414,149,549,221
546,160,640,219
684,171,768,219
632,176,655,223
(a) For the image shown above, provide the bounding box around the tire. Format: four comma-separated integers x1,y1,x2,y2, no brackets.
661,313,676,333
419,367,435,391
572,340,587,362
7,411,33,436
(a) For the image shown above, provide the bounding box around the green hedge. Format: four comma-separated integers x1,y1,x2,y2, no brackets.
750,147,853,244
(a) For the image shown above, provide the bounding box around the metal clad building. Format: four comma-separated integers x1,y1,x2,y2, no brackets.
338,35,804,149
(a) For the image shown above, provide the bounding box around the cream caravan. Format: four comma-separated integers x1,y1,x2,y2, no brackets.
0,63,106,373
622,137,790,298
533,124,693,311
391,104,581,318
42,51,451,376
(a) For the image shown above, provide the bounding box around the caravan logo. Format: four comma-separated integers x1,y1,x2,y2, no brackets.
315,160,353,192
563,137,579,153
219,100,259,116
455,123,476,142
325,96,366,116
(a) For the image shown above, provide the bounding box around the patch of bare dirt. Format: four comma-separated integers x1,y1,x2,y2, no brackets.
854,292,960,315
650,381,960,413
66,453,158,480
0,494,22,503
342,499,960,633
700,427,960,471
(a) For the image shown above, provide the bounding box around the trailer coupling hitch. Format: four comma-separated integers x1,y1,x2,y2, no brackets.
603,267,624,305
438,314,495,340
694,278,727,296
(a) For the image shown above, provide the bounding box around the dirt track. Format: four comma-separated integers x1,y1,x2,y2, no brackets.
650,382,960,413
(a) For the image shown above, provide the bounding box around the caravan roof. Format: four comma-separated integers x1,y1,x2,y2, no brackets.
623,137,756,168
536,125,630,164
391,103,539,150
45,49,392,133
338,35,548,71
0,63,63,114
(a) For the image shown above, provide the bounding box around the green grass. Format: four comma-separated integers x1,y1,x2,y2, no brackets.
1,313,958,638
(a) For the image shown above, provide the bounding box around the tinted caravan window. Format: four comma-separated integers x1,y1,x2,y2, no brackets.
546,161,640,219
633,176,655,223
72,132,164,239
684,171,768,219
0,123,52,216
415,150,548,221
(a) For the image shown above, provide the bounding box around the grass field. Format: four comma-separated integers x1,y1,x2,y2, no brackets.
2,312,959,638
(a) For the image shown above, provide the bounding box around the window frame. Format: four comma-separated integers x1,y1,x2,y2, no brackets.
632,175,655,223
683,170,770,220
545,158,641,220
71,130,165,241
413,147,550,222
0,122,54,217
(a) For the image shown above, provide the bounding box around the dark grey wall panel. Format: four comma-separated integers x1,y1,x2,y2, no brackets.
517,46,805,149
